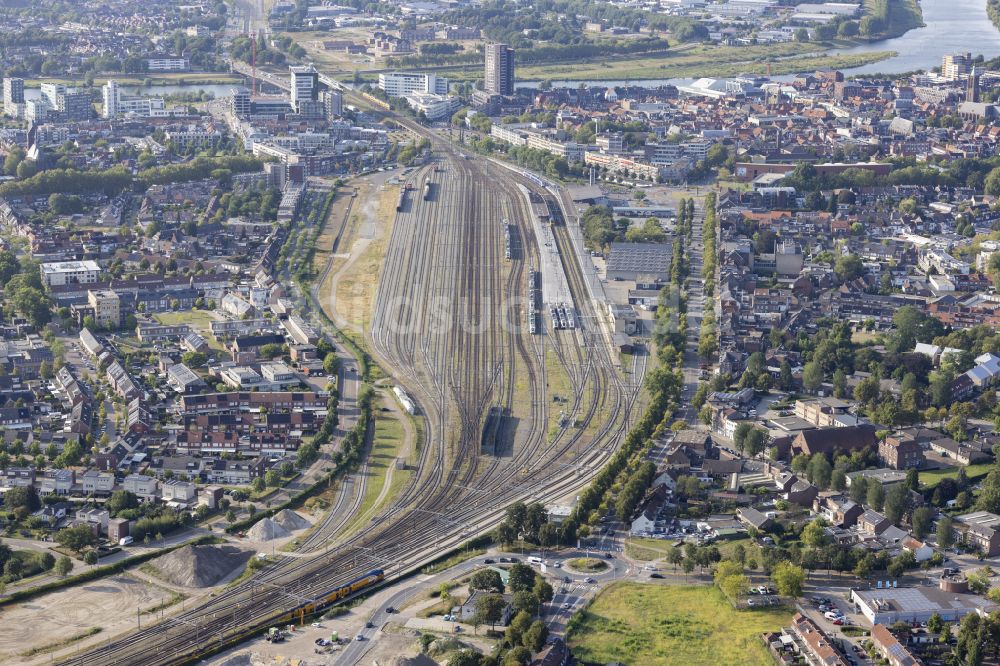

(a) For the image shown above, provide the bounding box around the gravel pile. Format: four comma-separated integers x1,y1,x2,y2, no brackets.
245,517,290,542
153,545,253,588
272,509,312,531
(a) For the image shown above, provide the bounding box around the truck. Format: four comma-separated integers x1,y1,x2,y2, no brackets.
266,627,284,643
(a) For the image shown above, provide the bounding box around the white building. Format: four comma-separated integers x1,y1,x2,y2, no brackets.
290,65,319,110
378,72,450,97
40,260,101,287
102,80,168,119
147,57,189,71
403,92,460,121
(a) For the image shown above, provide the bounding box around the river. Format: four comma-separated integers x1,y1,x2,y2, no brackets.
519,0,1000,87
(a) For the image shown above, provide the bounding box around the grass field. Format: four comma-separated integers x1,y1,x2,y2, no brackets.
567,584,789,666
501,43,893,82
152,310,225,350
919,463,993,490
567,557,609,572
339,403,411,538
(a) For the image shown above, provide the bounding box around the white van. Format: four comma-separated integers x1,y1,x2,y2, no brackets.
824,611,842,621
527,556,544,566
119,536,134,546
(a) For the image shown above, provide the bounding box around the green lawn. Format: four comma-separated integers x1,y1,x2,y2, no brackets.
920,464,993,490
567,584,789,666
152,310,225,350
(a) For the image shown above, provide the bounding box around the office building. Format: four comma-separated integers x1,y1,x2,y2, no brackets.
378,72,449,97
484,43,515,96
290,65,318,111
147,57,190,71
3,77,24,119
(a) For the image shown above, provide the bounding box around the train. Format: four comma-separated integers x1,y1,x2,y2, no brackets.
397,188,408,212
317,569,385,608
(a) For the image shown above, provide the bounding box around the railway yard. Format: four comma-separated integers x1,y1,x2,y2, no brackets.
50,101,646,665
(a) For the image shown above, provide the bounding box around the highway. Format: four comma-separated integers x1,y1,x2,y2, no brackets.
57,92,642,665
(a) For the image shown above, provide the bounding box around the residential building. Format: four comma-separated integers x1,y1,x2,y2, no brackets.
788,613,850,666
378,72,449,97
122,474,158,498
870,624,922,666
87,289,121,329
954,511,1000,556
879,435,924,470
81,470,116,495
40,260,101,288
484,43,515,96
3,77,24,118
942,53,972,81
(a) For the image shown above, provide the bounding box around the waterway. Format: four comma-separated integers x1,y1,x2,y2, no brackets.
519,0,1000,87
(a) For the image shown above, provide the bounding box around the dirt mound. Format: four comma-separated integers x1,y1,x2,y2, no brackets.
272,509,312,531
245,517,290,541
154,545,253,588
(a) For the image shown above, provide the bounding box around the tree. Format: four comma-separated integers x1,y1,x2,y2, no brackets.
55,555,73,577
83,550,98,565
503,647,531,666
733,422,754,455
834,254,864,282
251,477,266,493
803,361,824,393
323,352,339,375
808,454,832,489
470,568,505,593
746,428,767,457
977,469,1000,514
181,351,207,368
450,650,484,666
884,483,912,525
771,561,806,597
507,563,535,593
911,506,933,539
793,27,809,42
928,612,944,635
473,593,506,631
532,577,553,606
522,620,548,652
831,469,847,492
264,470,280,487
937,516,955,550
4,485,40,511
106,489,139,516
867,482,885,512
802,519,829,549
55,524,98,553
506,610,533,646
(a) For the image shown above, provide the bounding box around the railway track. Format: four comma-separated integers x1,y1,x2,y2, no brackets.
58,119,636,666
